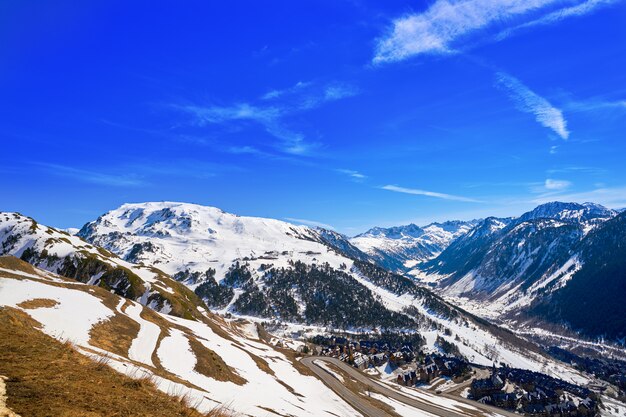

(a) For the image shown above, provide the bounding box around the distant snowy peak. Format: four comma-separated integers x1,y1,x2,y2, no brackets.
413,203,625,342
355,223,425,239
350,220,478,272
518,201,616,224
465,217,512,239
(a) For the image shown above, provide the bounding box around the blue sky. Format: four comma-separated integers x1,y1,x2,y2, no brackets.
2,0,625,234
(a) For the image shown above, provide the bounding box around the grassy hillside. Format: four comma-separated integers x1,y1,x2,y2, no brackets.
0,306,230,417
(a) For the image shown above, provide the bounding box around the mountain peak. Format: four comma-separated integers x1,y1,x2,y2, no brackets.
355,223,424,239
518,201,616,224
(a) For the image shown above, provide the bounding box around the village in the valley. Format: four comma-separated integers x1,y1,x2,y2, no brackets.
305,335,601,417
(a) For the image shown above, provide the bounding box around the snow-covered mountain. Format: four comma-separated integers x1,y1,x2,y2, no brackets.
518,201,616,224
78,202,349,279
528,211,626,342
74,202,432,329
414,202,624,342
350,220,478,272
1,204,601,397
72,201,591,373
0,212,205,319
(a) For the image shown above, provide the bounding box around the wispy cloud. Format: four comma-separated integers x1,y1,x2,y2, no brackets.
495,0,621,41
564,97,626,113
337,169,367,181
324,84,360,101
175,102,314,155
528,178,572,194
298,83,360,111
381,184,482,202
36,163,146,187
544,178,572,191
174,81,359,155
547,166,606,175
261,81,312,100
284,217,335,230
374,0,559,63
35,160,241,187
373,0,616,63
495,72,569,139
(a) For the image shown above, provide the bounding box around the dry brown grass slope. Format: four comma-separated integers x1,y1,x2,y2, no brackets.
0,306,235,417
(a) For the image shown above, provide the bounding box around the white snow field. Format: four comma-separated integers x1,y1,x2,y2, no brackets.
0,263,359,417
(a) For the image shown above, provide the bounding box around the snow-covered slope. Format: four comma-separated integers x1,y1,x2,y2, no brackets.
351,220,478,272
414,202,623,341
0,212,205,319
0,256,361,417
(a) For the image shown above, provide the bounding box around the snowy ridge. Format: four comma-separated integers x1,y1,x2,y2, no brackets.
0,212,205,319
78,201,353,282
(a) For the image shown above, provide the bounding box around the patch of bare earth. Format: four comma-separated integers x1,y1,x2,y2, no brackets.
189,337,246,385
89,312,141,358
0,256,39,276
16,298,58,309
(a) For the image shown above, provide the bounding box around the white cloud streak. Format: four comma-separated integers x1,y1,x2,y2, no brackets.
381,184,482,202
261,81,312,100
284,217,335,230
374,0,560,63
175,82,358,155
565,97,626,113
337,169,367,181
495,0,621,40
544,178,572,191
373,0,617,63
176,103,315,155
495,72,570,139
36,163,146,187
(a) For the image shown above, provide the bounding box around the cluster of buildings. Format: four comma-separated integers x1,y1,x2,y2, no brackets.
396,355,471,386
318,336,420,369
315,335,471,384
470,366,598,417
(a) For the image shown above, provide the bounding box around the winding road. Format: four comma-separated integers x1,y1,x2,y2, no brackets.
302,357,519,417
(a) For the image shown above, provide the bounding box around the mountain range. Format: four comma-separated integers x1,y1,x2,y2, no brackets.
350,220,478,272
4,200,624,346
2,200,623,414
1,202,596,371
408,202,624,343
